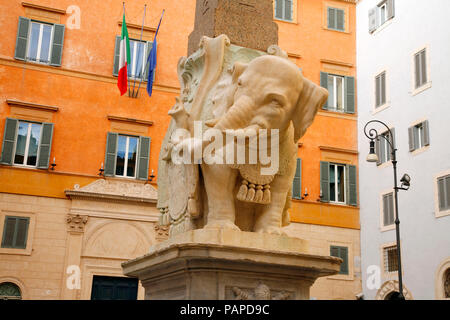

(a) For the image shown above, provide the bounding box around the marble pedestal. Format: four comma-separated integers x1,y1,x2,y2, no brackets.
121,229,341,300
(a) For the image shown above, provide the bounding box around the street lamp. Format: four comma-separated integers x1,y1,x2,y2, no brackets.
364,119,411,300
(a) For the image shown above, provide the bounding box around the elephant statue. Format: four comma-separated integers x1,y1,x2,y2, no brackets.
157,35,328,236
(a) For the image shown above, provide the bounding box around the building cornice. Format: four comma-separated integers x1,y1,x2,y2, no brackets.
22,2,66,15
6,99,59,112
107,115,154,126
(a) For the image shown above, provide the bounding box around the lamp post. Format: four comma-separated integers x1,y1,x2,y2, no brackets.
364,119,411,300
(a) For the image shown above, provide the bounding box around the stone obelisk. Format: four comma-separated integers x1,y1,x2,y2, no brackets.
188,0,278,55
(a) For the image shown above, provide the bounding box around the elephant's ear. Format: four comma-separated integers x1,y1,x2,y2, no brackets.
231,62,248,84
292,78,329,142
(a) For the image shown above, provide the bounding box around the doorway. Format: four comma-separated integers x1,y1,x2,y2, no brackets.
91,275,138,300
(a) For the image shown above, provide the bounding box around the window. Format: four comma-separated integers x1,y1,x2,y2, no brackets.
330,246,349,275
128,40,148,80
408,121,429,152
330,163,346,203
104,132,151,180
292,158,302,199
0,118,54,169
116,135,139,178
327,7,345,31
113,37,154,81
445,269,450,298
0,282,22,300
14,17,65,66
14,121,42,167
375,128,394,165
27,21,53,64
437,175,450,212
375,71,386,108
383,245,398,273
382,192,395,227
320,72,355,114
274,0,293,22
1,216,29,249
369,0,395,33
320,161,357,206
414,49,428,89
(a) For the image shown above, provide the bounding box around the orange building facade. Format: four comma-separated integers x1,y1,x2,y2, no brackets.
0,0,360,300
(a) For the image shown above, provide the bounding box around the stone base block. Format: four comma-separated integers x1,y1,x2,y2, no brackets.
122,229,341,300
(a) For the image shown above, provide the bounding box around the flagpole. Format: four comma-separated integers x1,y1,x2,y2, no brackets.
136,9,165,97
122,2,131,97
132,4,147,98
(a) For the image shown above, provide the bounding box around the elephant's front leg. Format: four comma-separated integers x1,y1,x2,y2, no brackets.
253,176,290,235
201,164,240,230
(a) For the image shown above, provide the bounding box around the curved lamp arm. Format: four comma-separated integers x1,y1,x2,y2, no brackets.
363,119,396,151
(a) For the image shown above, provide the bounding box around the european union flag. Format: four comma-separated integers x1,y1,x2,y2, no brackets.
146,10,164,97
146,40,157,97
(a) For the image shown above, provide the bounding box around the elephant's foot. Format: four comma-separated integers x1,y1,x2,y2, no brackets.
254,225,286,236
205,219,241,231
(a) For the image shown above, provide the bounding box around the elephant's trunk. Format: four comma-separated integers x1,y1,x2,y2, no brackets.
213,95,255,131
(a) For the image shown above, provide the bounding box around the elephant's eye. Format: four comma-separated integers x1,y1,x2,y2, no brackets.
237,79,242,86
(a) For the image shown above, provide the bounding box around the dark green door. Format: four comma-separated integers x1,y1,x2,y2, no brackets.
91,275,138,300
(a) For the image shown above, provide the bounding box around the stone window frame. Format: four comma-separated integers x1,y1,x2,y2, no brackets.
379,188,395,232
434,169,450,218
411,45,432,96
0,210,35,256
273,0,298,24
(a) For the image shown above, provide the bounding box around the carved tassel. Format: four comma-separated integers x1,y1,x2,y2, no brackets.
262,185,271,204
245,183,256,202
254,185,264,203
237,180,249,201
188,198,199,218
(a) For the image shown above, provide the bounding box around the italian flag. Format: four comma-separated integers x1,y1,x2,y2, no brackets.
118,14,131,96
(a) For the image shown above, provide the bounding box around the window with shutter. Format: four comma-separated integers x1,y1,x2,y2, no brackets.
376,129,393,164
375,72,386,108
369,0,395,33
327,7,345,31
321,162,357,206
274,0,294,22
1,119,54,169
414,49,428,89
1,216,29,249
320,161,330,202
330,245,349,275
409,121,430,152
292,158,302,199
15,19,65,66
437,175,450,212
382,192,394,226
137,136,151,181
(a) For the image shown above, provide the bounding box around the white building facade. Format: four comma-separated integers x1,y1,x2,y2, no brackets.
357,0,450,300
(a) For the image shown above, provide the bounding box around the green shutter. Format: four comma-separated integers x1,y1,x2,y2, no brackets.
330,246,339,258
284,0,293,21
320,72,329,110
36,123,54,169
375,137,382,166
389,128,395,160
347,165,357,206
408,126,415,152
345,76,355,114
320,161,330,202
387,0,395,20
1,217,16,248
0,118,19,165
1,216,29,249
113,36,121,76
375,75,381,107
340,247,349,274
275,0,283,19
328,7,336,29
368,7,377,33
383,194,389,226
423,120,430,146
438,178,446,210
292,158,302,199
14,218,29,249
50,24,65,66
336,9,345,31
104,132,118,177
137,136,151,180
15,17,30,61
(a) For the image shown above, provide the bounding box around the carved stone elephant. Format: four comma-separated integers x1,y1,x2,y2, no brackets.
198,55,328,234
